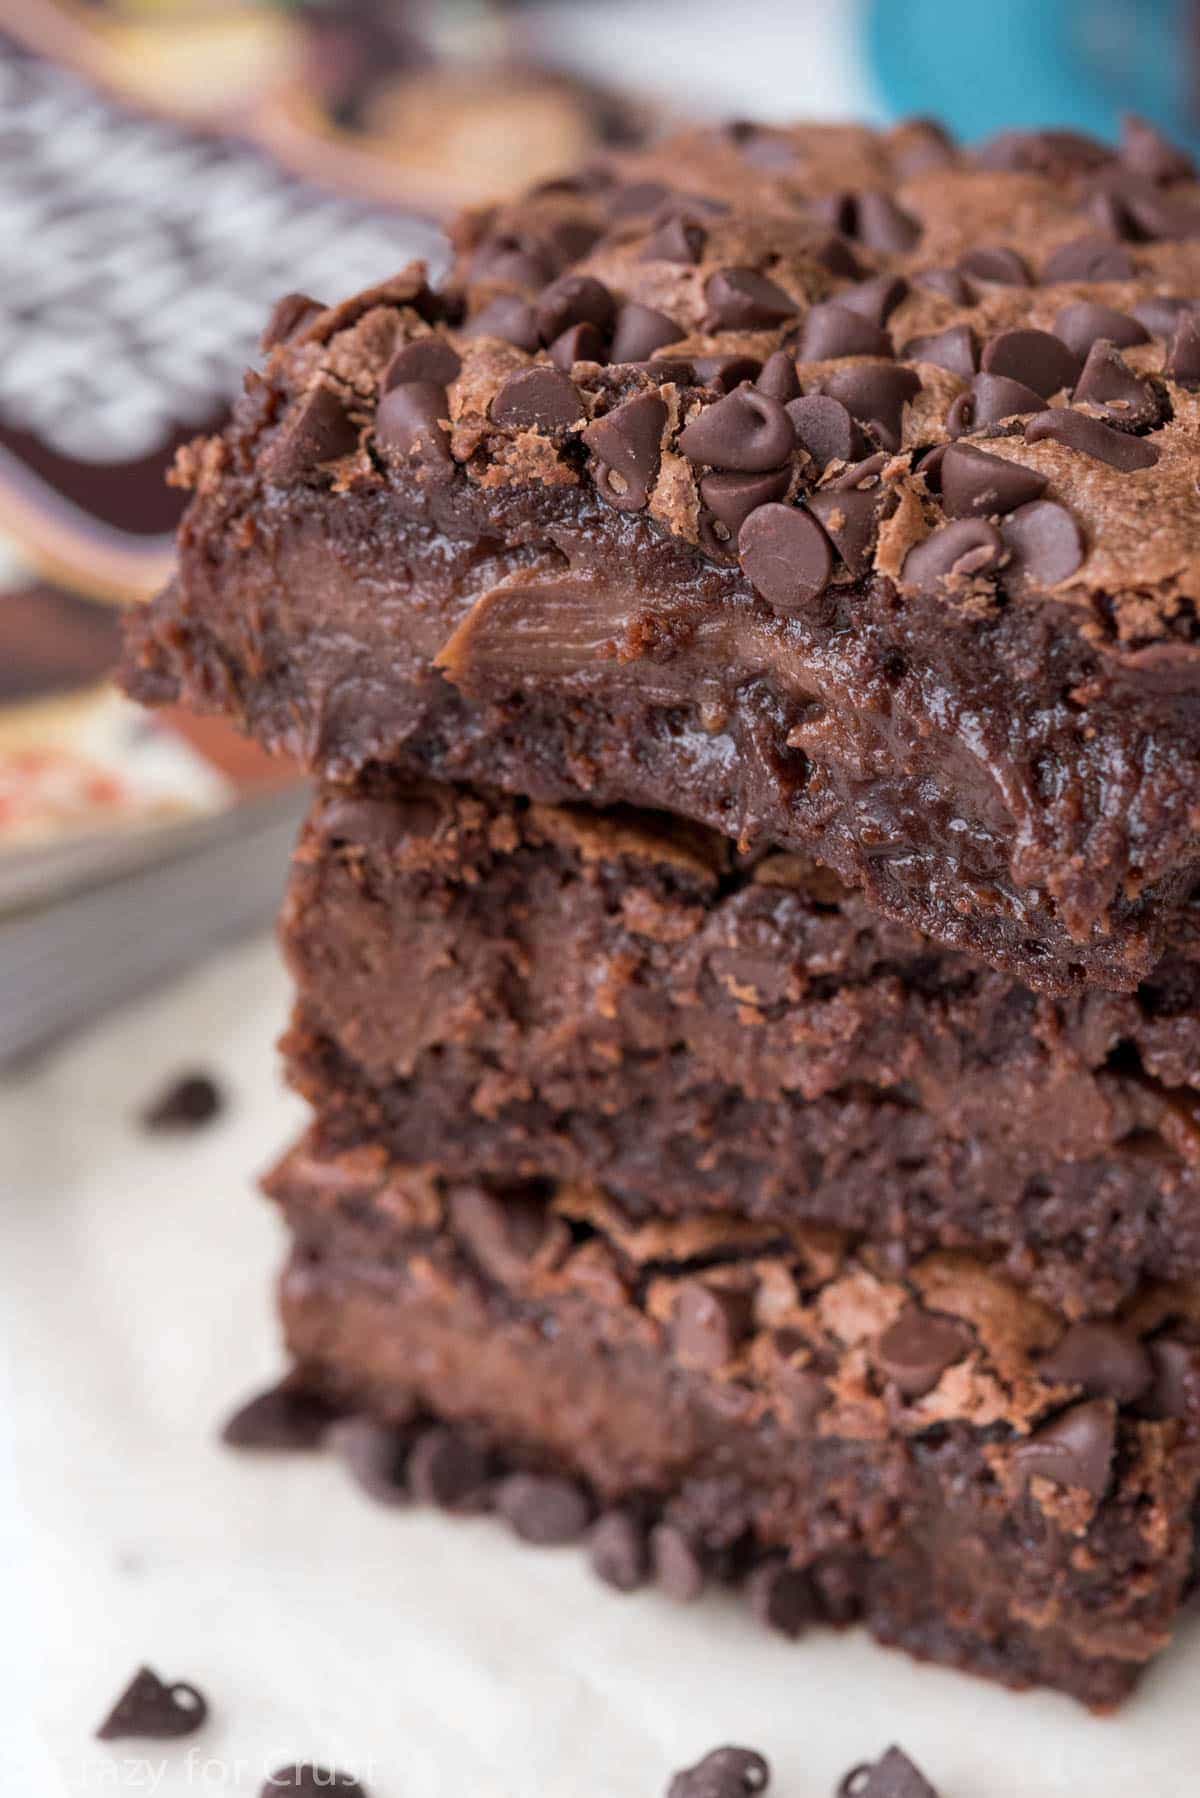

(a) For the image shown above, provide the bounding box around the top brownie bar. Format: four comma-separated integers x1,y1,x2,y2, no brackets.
122,115,1200,993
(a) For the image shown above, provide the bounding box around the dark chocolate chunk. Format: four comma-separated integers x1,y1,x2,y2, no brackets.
786,393,867,467
263,384,359,484
739,503,833,612
261,291,324,351
705,267,798,330
677,387,795,472
642,212,708,264
670,1280,753,1370
581,390,666,510
533,273,615,345
958,245,1030,286
141,1071,223,1131
1024,406,1160,470
939,442,1047,519
1072,341,1160,428
651,1523,706,1601
589,1509,649,1592
838,1746,939,1798
1142,1339,1200,1420
839,274,909,326
902,519,1003,593
609,302,683,363
220,1379,338,1451
260,1766,367,1796
692,355,764,394
798,301,893,362
1042,236,1136,283
382,337,462,391
1052,303,1149,359
464,294,540,351
854,191,921,252
701,469,791,538
914,267,972,304
1013,1398,1116,1497
1120,113,1196,183
901,325,977,378
496,1473,592,1544
1000,499,1085,586
820,364,921,450
406,1424,490,1511
1165,313,1200,386
96,1668,208,1742
490,366,583,432
327,1416,411,1506
874,1305,970,1398
1038,1322,1153,1403
549,321,608,371
745,1559,813,1639
1134,294,1196,337
947,370,1045,437
375,381,451,463
668,1745,770,1798
980,328,1081,399
755,351,801,403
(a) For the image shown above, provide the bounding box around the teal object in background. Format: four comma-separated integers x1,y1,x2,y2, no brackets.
865,0,1200,151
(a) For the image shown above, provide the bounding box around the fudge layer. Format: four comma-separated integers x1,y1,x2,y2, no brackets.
123,117,1200,995
280,778,1200,1315
269,1129,1200,1709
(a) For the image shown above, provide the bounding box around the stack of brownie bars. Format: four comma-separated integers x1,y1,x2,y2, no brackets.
122,112,1200,1710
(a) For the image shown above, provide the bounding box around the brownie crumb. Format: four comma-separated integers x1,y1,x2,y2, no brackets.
95,1667,208,1741
140,1071,223,1132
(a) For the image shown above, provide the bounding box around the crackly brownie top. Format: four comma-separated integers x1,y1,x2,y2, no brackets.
216,114,1200,650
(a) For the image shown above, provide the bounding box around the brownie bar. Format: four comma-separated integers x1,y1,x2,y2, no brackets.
122,117,1200,994
280,778,1200,1314
268,1129,1200,1709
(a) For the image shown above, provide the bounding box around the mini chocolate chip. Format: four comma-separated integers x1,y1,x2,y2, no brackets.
141,1071,222,1130
901,325,978,378
609,302,683,363
874,1305,970,1398
840,273,909,326
1013,1398,1116,1498
670,1280,754,1370
739,503,833,612
1025,406,1159,469
464,295,540,351
491,366,583,431
820,364,922,451
263,384,359,483
260,1767,367,1796
1072,341,1160,427
701,469,791,537
914,267,972,304
96,1669,208,1741
496,1473,592,1544
786,393,867,467
668,1745,770,1798
1053,302,1149,359
947,370,1045,437
692,355,764,393
376,381,451,462
550,321,608,370
1134,295,1197,337
1000,499,1085,585
407,1425,490,1510
652,1523,706,1601
220,1380,338,1451
958,245,1030,286
903,519,1003,593
940,442,1047,518
643,211,707,264
1120,113,1196,183
581,390,667,510
745,1560,814,1639
1038,1322,1153,1403
756,350,801,403
1042,235,1137,283
705,266,798,330
1166,313,1200,385
589,1509,649,1591
533,273,615,345
807,483,887,577
1142,1339,1200,1420
383,337,461,390
798,301,893,361
327,1416,411,1506
262,291,323,350
678,386,795,472
838,1746,939,1798
854,191,921,252
980,328,1081,399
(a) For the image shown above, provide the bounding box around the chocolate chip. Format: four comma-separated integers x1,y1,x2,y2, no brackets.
692,355,764,393
958,245,1030,286
873,1305,970,1399
220,1379,338,1451
1072,340,1160,428
609,302,683,363
1053,302,1149,359
407,1425,490,1510
1038,1322,1153,1403
491,366,582,431
609,179,669,218
808,477,889,577
550,321,608,371
383,336,462,391
260,1767,367,1796
745,1560,813,1639
901,325,978,378
786,393,867,467
464,295,540,351
1115,186,1200,242
739,503,833,613
1042,236,1136,283
471,238,552,288
1120,113,1196,183
894,118,957,175
1166,312,1200,385
1134,295,1197,337
668,1745,770,1798
1014,1397,1116,1497
705,266,798,330
914,267,972,304
448,1185,549,1277
701,469,791,538
96,1669,208,1741
838,1746,939,1798
678,387,795,472
903,519,1003,593
980,329,1081,399
840,274,909,326
582,390,666,510
812,234,865,279
263,383,359,483
1000,500,1085,586
496,1473,591,1544
1142,1339,1200,1420
940,442,1047,519
798,301,893,361
376,381,451,463
811,191,856,233
755,351,801,403
533,273,615,345
327,1416,411,1506
141,1071,222,1130
589,1509,649,1591
820,364,922,451
854,191,921,252
670,1280,753,1370
947,370,1046,437
651,1523,706,1601
262,291,323,350
1025,406,1159,470
643,212,707,264
976,126,1109,175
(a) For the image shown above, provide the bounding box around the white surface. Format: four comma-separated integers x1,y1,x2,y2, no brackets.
4,937,1200,1796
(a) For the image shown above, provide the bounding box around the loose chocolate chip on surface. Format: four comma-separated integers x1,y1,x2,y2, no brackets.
383,336,462,390
643,212,708,264
958,245,1031,286
327,1416,412,1506
1042,236,1136,283
874,1305,971,1398
220,1379,338,1451
854,190,921,252
263,384,359,484
590,1509,649,1591
671,1280,753,1370
839,1745,940,1798
914,267,972,304
1166,312,1200,385
798,301,893,362
464,294,540,350
1120,113,1196,182
678,386,795,472
701,469,791,537
407,1424,490,1510
692,355,763,393
1025,406,1160,469
609,302,683,363
901,324,977,378
96,1668,208,1741
141,1071,222,1131
1013,1397,1117,1497
260,1767,368,1796
940,442,1047,518
1038,1322,1152,1402
820,364,921,450
1000,499,1085,586
903,519,1003,593
1072,340,1160,427
1053,302,1149,359
746,1560,813,1638
1134,294,1197,337
490,366,582,431
376,381,451,462
496,1473,592,1544
533,273,615,345
840,273,909,326
947,370,1045,436
651,1523,706,1601
261,291,323,350
582,390,667,510
981,328,1081,399
786,393,867,467
739,503,833,612
668,1745,771,1798
550,321,608,370
755,350,801,403
705,266,798,330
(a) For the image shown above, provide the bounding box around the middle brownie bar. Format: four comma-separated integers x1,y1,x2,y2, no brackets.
280,779,1200,1315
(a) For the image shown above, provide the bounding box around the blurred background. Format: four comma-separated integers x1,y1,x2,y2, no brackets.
3,0,1199,1062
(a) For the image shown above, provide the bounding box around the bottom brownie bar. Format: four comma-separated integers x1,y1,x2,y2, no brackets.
266,1131,1200,1710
